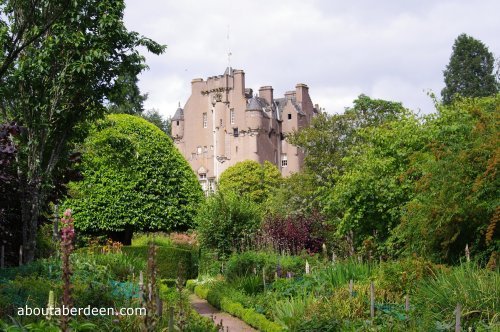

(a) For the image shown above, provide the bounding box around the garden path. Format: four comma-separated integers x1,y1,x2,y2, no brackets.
189,294,257,332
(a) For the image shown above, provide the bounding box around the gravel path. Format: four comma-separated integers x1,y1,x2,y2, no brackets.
189,294,257,332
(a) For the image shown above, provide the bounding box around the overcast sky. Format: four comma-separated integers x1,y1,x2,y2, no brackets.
123,0,499,117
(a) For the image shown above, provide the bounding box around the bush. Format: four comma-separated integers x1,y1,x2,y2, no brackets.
413,263,499,329
196,191,262,256
64,114,203,243
262,211,327,254
193,283,284,332
122,245,197,280
224,251,318,281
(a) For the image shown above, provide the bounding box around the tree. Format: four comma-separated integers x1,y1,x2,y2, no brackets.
441,34,498,104
106,72,148,115
63,114,203,244
142,109,171,136
325,113,427,257
289,94,407,183
196,190,261,257
394,95,499,262
1,0,166,262
218,160,282,204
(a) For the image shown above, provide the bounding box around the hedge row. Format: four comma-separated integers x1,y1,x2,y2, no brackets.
122,246,198,280
191,282,284,332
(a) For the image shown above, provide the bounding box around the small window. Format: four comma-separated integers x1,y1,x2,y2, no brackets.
203,113,208,128
197,146,202,154
176,121,179,126
220,119,223,127
236,146,238,153
281,154,288,167
203,146,208,153
288,114,292,120
230,109,235,124
199,173,207,180
191,153,196,159
210,145,214,150
233,128,239,137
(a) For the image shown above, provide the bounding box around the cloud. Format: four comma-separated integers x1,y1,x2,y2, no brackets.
124,0,500,118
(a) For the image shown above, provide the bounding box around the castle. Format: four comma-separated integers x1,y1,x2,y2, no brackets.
171,68,319,193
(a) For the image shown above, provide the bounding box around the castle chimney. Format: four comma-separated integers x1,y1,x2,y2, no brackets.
258,86,274,105
295,83,309,104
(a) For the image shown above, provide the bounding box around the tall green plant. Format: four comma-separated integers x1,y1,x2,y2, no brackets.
196,191,261,257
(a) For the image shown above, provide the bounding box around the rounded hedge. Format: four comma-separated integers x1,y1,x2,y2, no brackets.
64,114,203,238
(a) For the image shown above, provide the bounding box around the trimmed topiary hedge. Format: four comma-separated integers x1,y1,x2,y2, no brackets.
192,283,284,332
122,246,198,280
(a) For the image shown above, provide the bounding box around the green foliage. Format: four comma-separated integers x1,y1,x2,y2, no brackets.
1,0,166,262
193,283,284,332
395,95,500,262
414,263,499,330
122,245,197,280
196,191,262,256
442,34,498,104
325,113,427,251
224,250,315,281
107,72,148,115
218,160,282,203
141,109,172,136
273,295,316,332
64,114,203,236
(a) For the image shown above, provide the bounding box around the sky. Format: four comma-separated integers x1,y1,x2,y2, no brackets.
123,0,499,117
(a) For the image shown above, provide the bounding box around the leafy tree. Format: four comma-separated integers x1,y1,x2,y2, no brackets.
106,72,148,115
0,0,165,262
325,113,427,256
289,94,407,183
395,95,499,262
218,160,282,203
442,34,498,105
196,190,261,257
64,114,203,244
142,109,171,136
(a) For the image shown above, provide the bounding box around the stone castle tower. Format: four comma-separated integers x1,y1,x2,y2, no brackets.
172,68,318,193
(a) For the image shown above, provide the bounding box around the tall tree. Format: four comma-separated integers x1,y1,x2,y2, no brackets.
1,0,165,262
441,33,498,104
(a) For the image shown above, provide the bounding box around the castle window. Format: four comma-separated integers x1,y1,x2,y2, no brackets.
220,119,223,127
199,173,206,180
203,113,207,128
281,154,288,167
197,146,202,154
233,128,239,137
288,113,292,120
236,146,238,153
230,109,235,124
176,121,179,126
203,146,208,153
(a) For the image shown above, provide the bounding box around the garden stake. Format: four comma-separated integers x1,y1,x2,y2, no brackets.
168,307,174,332
262,267,266,291
455,303,461,332
19,245,22,266
305,260,310,274
370,281,375,320
405,294,410,312
349,279,354,297
332,251,336,264
1,245,4,268
139,271,144,306
465,244,470,262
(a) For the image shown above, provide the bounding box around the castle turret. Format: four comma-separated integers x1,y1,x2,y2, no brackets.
171,104,184,138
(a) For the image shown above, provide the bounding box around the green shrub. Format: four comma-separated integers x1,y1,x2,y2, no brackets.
224,250,317,281
64,114,203,239
196,191,262,257
192,283,284,332
122,245,197,279
413,263,499,329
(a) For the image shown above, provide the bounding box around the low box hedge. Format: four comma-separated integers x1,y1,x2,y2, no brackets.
122,246,198,280
193,283,284,332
